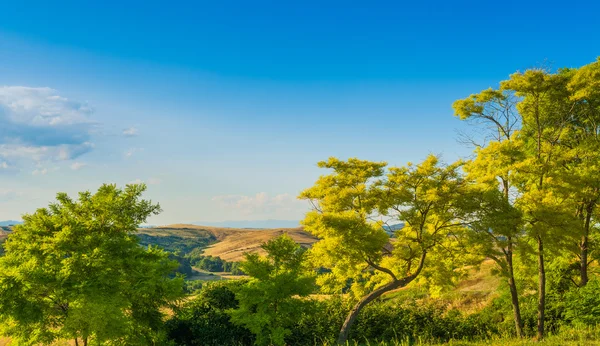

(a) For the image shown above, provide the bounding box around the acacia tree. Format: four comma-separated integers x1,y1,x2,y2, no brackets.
300,155,473,345
0,184,183,345
453,89,527,337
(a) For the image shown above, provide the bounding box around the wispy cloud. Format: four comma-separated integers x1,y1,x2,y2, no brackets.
0,189,20,203
70,162,87,170
128,177,161,185
147,177,161,185
32,168,48,175
211,192,306,216
124,147,143,159
122,127,139,137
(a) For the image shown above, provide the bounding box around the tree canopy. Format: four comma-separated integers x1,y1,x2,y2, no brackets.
0,184,183,345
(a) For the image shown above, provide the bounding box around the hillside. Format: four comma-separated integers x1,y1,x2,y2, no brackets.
139,224,318,261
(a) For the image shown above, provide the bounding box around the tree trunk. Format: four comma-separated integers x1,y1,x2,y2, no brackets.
537,235,545,340
83,337,88,346
337,251,426,345
506,241,524,338
580,208,592,286
74,338,79,346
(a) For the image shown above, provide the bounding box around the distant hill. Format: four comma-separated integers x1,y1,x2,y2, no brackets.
141,224,317,262
0,220,21,226
190,219,300,229
383,222,405,233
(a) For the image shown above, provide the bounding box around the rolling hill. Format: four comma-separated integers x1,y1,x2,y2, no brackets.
139,224,318,262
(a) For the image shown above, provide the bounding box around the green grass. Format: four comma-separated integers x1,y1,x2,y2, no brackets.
322,326,600,345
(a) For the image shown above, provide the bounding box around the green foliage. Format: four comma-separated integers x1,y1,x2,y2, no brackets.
187,252,244,274
166,281,254,345
169,253,194,277
564,279,600,325
229,234,316,346
137,232,216,255
183,280,204,294
0,184,184,345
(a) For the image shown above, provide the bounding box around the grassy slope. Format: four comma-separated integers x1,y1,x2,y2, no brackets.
141,224,318,262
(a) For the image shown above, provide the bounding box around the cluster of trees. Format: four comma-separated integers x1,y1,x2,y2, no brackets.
137,232,216,255
296,57,600,343
186,250,245,274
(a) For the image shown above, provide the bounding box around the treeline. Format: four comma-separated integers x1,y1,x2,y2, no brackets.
137,232,216,254
186,248,245,274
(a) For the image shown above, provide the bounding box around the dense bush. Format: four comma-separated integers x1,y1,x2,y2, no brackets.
564,279,600,325
183,280,204,294
169,253,194,277
186,251,245,274
166,281,254,346
137,233,216,254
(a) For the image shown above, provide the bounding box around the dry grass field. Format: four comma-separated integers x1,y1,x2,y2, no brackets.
143,224,318,262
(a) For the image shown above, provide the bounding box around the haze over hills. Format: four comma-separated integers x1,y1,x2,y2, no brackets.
190,219,301,229
0,221,21,227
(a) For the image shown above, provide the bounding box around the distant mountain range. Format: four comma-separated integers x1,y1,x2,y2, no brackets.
191,219,301,229
189,220,405,231
383,222,405,233
0,220,21,226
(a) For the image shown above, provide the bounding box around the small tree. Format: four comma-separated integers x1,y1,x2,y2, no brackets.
229,234,315,346
0,184,183,345
300,155,475,344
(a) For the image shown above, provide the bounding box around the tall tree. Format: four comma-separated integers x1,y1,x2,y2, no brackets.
300,155,473,344
501,69,579,339
564,59,600,286
453,88,526,337
0,184,183,345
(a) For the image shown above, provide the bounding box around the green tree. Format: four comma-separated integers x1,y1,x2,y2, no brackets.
229,234,315,346
453,88,527,337
564,59,600,287
0,184,183,345
501,68,579,339
300,155,475,344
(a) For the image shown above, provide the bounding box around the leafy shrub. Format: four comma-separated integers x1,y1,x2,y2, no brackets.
565,279,600,325
165,281,253,346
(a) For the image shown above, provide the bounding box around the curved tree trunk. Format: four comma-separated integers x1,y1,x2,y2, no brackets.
337,251,426,345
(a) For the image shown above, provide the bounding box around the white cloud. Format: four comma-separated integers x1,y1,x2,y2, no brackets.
0,142,94,162
0,86,93,126
70,162,87,170
124,147,143,159
211,192,307,216
147,177,161,185
128,177,161,185
0,86,96,164
0,189,20,203
32,168,48,176
122,127,139,137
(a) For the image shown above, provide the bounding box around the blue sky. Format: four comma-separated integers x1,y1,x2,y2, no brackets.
0,1,599,225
